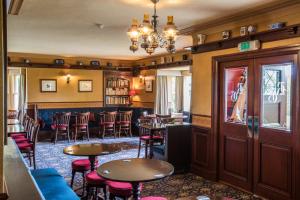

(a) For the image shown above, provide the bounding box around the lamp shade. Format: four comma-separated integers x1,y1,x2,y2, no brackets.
129,89,137,96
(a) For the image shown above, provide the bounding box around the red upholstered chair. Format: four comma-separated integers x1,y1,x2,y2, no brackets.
99,111,117,138
51,112,71,144
116,111,132,137
17,121,40,169
70,158,98,196
10,115,31,139
71,112,90,142
107,181,142,200
85,171,107,199
141,197,167,200
137,118,164,158
14,118,35,143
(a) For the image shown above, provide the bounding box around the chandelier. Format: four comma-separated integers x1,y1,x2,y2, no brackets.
127,0,178,55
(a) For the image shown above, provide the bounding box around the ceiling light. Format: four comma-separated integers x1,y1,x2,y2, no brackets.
127,0,178,55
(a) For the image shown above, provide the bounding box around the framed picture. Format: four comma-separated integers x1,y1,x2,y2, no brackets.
40,79,57,92
78,80,93,92
145,80,153,92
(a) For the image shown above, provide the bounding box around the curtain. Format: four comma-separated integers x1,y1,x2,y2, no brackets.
175,76,184,112
155,76,169,115
18,68,26,116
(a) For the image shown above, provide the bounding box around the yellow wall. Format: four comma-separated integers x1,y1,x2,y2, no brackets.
27,68,103,105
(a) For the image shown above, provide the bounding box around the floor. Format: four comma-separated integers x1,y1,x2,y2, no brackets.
28,137,260,200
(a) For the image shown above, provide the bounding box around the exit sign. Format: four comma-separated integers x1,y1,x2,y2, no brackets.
238,40,261,52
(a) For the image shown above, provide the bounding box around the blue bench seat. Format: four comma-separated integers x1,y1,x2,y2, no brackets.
31,168,79,200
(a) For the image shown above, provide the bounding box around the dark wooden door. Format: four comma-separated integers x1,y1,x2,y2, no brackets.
219,59,254,191
253,55,298,200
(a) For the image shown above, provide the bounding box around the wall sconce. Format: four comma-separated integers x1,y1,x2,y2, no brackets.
66,74,71,84
129,89,137,96
139,75,145,84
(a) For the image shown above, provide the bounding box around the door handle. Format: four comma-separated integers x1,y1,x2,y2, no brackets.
253,116,259,137
247,116,253,138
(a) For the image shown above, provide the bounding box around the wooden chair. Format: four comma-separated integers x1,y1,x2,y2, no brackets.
17,121,40,169
98,111,117,138
116,111,132,137
51,112,71,144
156,114,172,124
137,118,164,158
72,112,90,142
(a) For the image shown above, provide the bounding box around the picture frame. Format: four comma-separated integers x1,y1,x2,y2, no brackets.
145,80,153,92
78,80,93,92
40,79,57,92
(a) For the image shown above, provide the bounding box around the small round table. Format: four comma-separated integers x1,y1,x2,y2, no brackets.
97,158,174,200
63,143,122,171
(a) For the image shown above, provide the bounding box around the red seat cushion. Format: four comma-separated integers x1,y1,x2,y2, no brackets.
140,135,163,140
72,159,98,171
107,181,142,197
72,124,87,129
11,133,26,139
85,171,106,185
142,197,167,200
17,142,33,150
14,137,29,143
51,124,68,130
116,121,130,125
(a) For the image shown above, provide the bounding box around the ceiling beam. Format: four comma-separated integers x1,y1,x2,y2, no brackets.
179,0,300,35
8,0,23,15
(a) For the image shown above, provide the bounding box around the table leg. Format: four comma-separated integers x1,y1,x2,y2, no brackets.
132,182,141,200
149,130,154,159
89,155,96,171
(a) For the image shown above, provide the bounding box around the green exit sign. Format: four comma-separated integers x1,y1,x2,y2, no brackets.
238,40,261,52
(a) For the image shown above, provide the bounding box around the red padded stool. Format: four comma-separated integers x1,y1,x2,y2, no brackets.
70,159,98,196
85,171,107,199
107,181,142,200
141,197,167,200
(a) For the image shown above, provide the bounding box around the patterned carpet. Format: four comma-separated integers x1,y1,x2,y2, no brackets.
27,137,259,200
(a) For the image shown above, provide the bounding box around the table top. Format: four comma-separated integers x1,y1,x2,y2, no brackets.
63,143,122,157
7,119,20,125
7,124,25,134
97,158,174,183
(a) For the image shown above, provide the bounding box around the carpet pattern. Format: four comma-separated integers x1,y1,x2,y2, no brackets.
27,137,260,200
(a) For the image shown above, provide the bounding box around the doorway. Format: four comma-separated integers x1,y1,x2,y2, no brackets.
213,46,300,200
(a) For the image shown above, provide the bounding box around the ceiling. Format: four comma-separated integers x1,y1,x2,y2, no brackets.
8,0,278,60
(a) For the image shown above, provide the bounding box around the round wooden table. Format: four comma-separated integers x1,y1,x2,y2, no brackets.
63,143,122,171
97,158,174,200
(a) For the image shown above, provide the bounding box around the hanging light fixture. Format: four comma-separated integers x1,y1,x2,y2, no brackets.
127,0,178,55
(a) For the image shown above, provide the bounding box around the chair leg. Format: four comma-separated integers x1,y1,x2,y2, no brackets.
87,126,90,141
70,170,75,188
118,126,121,138
54,129,58,144
33,151,36,169
102,127,105,139
28,152,32,166
129,125,132,137
103,185,107,200
145,141,149,158
137,139,142,158
67,129,71,143
74,127,78,143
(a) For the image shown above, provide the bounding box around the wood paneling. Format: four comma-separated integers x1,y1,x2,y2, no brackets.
191,126,217,180
192,114,211,128
28,101,104,109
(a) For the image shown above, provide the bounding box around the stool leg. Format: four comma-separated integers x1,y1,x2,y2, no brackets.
137,139,141,158
145,141,148,158
82,172,85,196
103,185,107,200
70,170,75,188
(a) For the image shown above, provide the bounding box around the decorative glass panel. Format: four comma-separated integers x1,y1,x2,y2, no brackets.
261,63,292,131
224,67,247,124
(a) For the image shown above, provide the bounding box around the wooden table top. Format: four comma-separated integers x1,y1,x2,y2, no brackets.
97,158,174,183
7,124,25,134
63,143,122,157
7,119,20,125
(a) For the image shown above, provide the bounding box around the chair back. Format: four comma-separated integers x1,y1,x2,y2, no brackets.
54,112,71,126
100,111,117,124
156,114,172,124
7,110,18,119
118,111,132,123
31,122,40,148
26,118,35,136
76,112,90,125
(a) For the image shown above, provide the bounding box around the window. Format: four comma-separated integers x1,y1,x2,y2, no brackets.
183,76,191,112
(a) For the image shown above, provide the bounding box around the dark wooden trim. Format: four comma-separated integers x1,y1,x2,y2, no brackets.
78,80,93,92
3,0,7,145
136,60,192,70
191,24,300,54
0,193,8,200
7,62,132,71
192,113,211,118
179,0,300,35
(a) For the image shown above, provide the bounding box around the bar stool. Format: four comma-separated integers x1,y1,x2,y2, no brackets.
107,181,142,200
85,171,107,199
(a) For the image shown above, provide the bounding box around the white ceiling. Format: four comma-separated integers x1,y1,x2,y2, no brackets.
8,0,277,60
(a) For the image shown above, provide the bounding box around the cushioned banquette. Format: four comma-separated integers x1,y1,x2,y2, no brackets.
31,168,80,200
